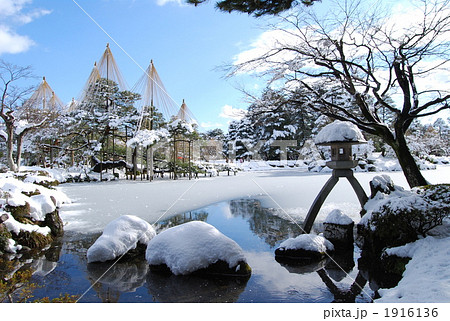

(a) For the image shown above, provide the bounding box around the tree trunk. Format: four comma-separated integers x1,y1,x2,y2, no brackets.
390,132,428,188
5,122,17,172
15,133,23,172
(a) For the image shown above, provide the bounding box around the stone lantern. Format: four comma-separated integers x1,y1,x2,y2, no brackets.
303,121,369,233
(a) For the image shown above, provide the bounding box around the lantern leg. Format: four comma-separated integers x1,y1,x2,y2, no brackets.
303,175,339,233
346,174,368,212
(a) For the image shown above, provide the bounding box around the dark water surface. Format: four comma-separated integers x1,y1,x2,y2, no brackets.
28,199,374,303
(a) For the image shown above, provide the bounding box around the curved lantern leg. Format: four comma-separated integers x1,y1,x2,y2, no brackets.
303,175,339,233
302,169,368,234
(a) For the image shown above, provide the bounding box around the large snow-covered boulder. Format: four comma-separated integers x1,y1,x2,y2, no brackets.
87,215,156,263
323,209,355,250
315,120,366,145
146,221,251,277
275,234,334,262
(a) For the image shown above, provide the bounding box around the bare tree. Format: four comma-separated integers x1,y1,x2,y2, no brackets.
231,0,450,187
0,60,36,172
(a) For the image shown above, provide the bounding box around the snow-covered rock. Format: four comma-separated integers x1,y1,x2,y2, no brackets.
315,120,366,145
145,221,250,276
277,234,334,253
2,212,51,236
275,233,334,263
87,215,156,263
324,209,354,225
323,210,355,249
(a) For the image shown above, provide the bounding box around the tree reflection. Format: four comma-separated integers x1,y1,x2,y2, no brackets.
156,211,209,232
229,199,304,247
146,272,249,303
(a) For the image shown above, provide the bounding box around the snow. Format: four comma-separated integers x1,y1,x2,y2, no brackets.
376,236,450,303
127,128,169,148
324,209,354,225
4,238,22,254
0,174,68,220
278,234,334,253
54,163,450,302
146,221,247,275
315,120,366,145
2,212,51,236
87,215,156,263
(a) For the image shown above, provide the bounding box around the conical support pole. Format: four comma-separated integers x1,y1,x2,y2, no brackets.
302,169,368,233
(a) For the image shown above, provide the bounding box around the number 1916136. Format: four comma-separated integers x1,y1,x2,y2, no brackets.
385,308,438,318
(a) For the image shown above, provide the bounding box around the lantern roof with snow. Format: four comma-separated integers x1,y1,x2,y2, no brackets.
315,120,366,146
315,121,366,169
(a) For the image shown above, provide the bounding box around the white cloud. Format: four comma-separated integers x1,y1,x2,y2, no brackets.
0,0,32,17
0,26,34,55
219,105,247,120
0,0,51,55
200,122,226,129
155,0,185,6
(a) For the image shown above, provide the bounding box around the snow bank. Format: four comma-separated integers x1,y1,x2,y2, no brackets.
278,234,334,253
146,221,247,275
0,174,69,220
376,236,450,303
315,120,366,145
87,215,156,263
2,212,51,236
324,209,354,225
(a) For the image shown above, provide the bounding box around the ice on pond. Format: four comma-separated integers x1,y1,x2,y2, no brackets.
87,215,156,263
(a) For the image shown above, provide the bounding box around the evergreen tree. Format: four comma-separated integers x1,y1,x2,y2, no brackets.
187,0,319,17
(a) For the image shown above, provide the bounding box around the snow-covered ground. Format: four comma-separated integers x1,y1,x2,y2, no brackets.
57,164,449,303
59,165,449,234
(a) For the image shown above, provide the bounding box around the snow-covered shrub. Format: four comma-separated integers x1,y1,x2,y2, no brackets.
358,176,450,253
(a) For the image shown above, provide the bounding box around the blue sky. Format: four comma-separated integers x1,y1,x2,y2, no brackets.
0,0,271,131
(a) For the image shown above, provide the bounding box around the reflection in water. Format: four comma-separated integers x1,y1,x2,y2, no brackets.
87,260,149,303
229,199,304,247
156,211,209,232
277,258,330,275
317,270,368,303
146,273,249,303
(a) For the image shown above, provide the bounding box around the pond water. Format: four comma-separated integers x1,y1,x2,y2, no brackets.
26,198,375,303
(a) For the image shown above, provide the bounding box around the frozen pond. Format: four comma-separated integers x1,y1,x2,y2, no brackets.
25,167,449,302
30,198,372,303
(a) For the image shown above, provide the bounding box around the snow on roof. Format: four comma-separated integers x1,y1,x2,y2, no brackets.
146,221,247,275
324,209,354,225
87,215,156,263
279,234,334,253
315,120,366,145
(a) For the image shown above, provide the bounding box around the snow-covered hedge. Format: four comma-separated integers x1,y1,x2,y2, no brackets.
357,175,450,252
